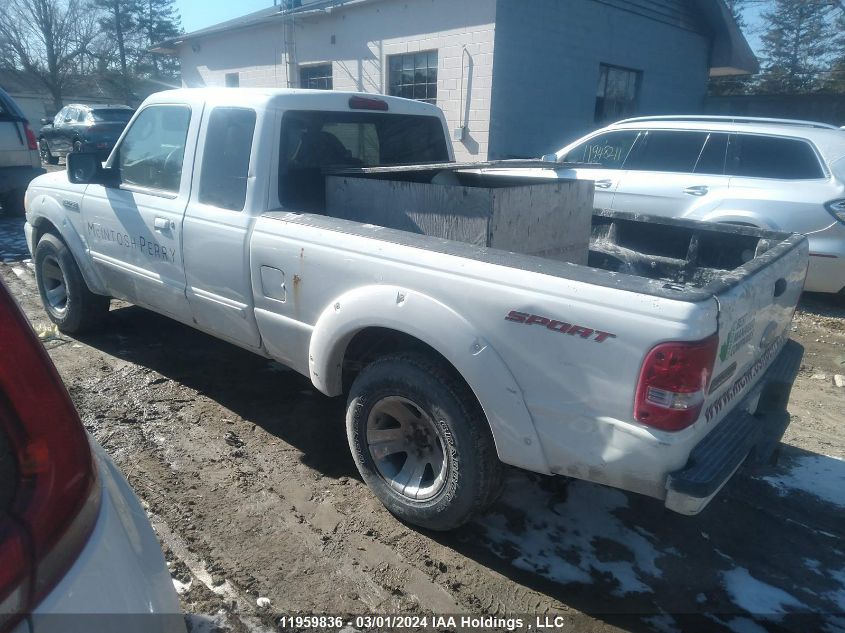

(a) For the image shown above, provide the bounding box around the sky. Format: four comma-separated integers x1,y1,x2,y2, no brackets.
177,0,274,34
174,0,769,55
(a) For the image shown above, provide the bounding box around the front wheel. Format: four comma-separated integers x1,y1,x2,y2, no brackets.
34,233,110,334
346,353,503,531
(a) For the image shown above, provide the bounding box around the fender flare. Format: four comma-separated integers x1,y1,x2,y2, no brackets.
308,285,551,474
29,196,109,295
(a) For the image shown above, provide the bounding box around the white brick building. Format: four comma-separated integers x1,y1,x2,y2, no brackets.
153,0,755,161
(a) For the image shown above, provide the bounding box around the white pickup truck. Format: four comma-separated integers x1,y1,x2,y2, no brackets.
24,88,808,530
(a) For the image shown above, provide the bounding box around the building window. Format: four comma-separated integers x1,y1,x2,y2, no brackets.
300,64,333,90
225,72,240,87
595,64,641,124
388,51,437,104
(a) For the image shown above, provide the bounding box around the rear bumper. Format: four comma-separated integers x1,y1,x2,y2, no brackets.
664,339,804,515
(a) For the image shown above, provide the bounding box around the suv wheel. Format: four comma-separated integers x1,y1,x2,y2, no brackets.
39,140,58,165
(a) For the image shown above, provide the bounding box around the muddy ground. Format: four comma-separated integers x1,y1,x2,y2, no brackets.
1,207,844,633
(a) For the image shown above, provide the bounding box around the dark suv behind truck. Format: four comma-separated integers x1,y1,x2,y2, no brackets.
0,86,44,215
38,103,133,163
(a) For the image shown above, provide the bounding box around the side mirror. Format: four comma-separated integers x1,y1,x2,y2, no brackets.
40,118,50,125
541,153,559,163
67,152,104,184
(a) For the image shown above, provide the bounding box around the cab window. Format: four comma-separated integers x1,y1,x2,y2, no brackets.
115,105,191,193
561,131,639,169
278,110,449,212
199,107,256,211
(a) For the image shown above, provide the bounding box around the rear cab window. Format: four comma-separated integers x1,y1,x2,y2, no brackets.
278,110,449,211
727,134,825,180
561,131,639,168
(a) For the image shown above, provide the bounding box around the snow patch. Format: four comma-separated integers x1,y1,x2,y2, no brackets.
643,613,678,633
762,454,845,507
722,567,806,620
172,577,192,595
478,476,673,596
186,611,230,633
723,617,769,633
823,615,845,633
827,568,845,612
804,558,823,575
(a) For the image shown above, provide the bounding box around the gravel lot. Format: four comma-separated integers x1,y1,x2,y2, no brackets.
1,200,844,633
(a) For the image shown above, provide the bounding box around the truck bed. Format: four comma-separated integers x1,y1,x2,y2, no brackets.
320,164,805,302
271,207,805,304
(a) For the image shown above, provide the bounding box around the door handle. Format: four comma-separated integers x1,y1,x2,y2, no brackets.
595,179,613,189
154,217,172,231
683,185,709,196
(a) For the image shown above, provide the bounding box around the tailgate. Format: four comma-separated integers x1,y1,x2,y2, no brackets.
702,235,809,426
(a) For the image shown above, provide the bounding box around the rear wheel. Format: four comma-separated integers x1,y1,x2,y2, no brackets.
346,352,503,531
34,233,109,334
39,139,58,165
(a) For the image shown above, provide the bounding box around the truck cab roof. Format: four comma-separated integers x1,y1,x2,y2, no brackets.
144,87,445,118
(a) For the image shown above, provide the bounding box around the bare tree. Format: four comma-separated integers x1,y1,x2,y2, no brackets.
0,0,97,111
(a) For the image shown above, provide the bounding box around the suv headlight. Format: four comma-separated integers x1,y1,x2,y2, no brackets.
825,199,845,223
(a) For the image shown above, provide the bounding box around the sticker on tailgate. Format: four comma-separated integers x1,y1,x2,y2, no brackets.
705,334,786,422
719,313,755,362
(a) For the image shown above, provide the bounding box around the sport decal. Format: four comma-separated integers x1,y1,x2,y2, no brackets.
505,310,616,343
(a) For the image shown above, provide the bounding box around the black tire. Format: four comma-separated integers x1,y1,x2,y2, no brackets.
0,188,26,216
39,139,59,165
346,352,503,531
34,232,109,334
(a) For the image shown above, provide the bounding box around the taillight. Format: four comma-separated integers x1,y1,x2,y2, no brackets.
23,123,38,151
634,335,719,432
348,96,389,111
825,199,845,224
0,280,99,631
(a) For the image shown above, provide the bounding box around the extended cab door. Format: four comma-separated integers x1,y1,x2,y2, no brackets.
81,102,200,323
557,129,640,209
611,131,731,218
182,105,263,349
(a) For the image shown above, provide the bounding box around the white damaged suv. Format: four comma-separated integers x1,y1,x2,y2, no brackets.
547,116,845,294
